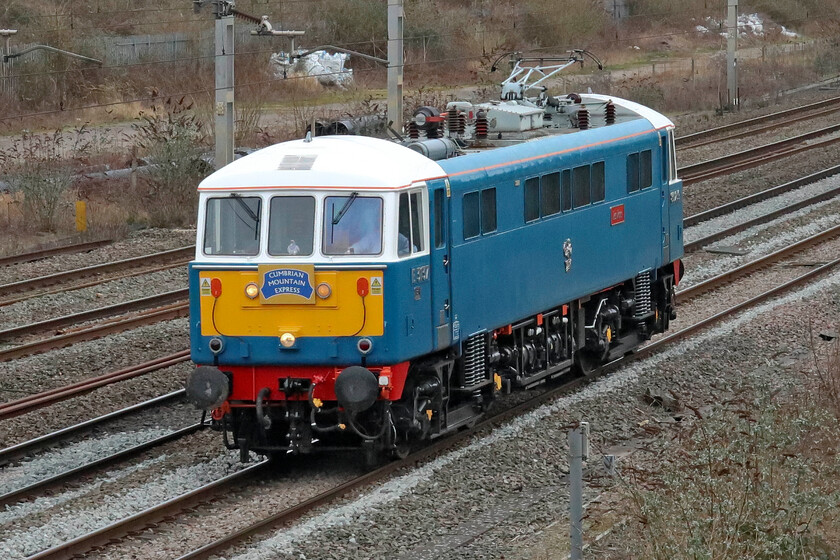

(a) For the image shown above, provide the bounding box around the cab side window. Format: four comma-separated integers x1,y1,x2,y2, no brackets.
399,190,426,256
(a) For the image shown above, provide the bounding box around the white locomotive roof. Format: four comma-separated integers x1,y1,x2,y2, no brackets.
198,135,447,191
580,94,675,130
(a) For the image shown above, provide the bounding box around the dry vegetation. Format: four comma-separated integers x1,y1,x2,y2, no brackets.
576,330,840,560
1,0,840,241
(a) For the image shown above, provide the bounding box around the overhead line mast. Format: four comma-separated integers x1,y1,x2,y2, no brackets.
194,1,304,169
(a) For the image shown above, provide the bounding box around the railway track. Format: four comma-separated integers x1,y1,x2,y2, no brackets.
0,303,189,362
0,288,188,342
0,245,192,305
0,352,190,421
676,95,840,148
0,422,202,509
0,390,185,466
9,222,840,559
679,123,840,185
0,239,113,268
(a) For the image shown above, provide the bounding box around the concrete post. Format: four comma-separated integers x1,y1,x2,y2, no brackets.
569,422,589,560
215,15,235,169
387,0,404,132
726,0,738,109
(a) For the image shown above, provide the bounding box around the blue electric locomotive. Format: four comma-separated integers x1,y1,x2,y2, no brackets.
186,77,683,462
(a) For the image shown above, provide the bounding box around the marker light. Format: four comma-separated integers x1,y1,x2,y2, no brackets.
244,282,259,299
280,332,296,348
208,337,224,354
316,282,332,299
357,337,373,355
356,277,369,297
210,278,222,298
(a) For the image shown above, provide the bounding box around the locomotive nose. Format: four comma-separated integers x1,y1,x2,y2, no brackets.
334,366,379,413
186,366,230,410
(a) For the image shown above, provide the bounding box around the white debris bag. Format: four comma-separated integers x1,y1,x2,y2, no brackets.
270,50,354,88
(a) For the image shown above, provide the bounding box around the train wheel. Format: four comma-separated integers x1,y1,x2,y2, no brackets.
389,439,411,460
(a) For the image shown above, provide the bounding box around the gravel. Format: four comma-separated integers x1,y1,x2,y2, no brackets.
680,197,840,289
0,448,250,559
684,173,840,241
0,318,189,402
0,228,195,285
0,427,173,496
0,267,188,331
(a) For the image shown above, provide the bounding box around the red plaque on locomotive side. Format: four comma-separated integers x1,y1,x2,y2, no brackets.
610,204,625,225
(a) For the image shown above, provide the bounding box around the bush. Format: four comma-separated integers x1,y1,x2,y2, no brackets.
0,129,87,232
623,388,840,559
132,95,209,227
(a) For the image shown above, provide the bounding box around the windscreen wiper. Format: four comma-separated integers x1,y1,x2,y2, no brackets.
332,192,358,225
230,193,260,238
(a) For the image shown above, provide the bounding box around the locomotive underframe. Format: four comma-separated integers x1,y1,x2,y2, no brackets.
213,264,677,463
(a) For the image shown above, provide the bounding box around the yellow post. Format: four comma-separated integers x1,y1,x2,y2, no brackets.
75,200,87,232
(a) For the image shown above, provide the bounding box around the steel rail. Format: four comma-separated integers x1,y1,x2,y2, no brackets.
682,135,840,186
0,239,112,268
679,124,840,184
680,224,840,301
678,104,840,150
0,245,192,298
643,255,840,356
0,305,189,363
0,423,203,508
27,460,269,560
0,351,190,421
0,288,189,341
175,253,840,560
0,261,187,308
684,165,840,228
676,95,840,146
684,185,840,253
0,390,186,467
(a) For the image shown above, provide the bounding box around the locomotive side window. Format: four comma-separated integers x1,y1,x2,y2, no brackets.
203,196,261,256
433,188,445,249
399,190,426,255
668,130,678,181
399,193,412,255
541,172,561,217
481,188,497,233
628,150,652,193
410,191,425,253
561,169,572,212
627,153,640,193
661,134,669,183
463,191,480,239
591,162,605,203
524,177,540,222
268,196,315,256
640,150,652,189
572,165,591,208
323,195,383,255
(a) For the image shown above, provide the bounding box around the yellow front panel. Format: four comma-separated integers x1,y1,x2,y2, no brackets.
198,269,384,337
